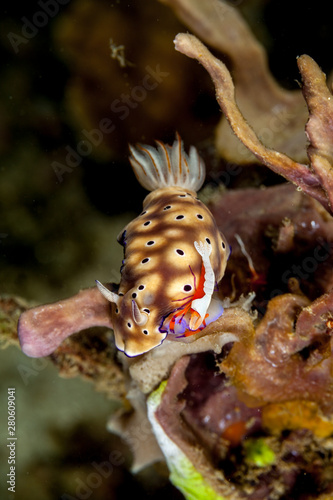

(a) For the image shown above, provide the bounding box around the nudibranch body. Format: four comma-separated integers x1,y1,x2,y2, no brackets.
96,135,229,356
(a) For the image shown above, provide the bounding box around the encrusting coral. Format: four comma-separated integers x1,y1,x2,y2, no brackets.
209,183,333,302
15,182,333,497
10,0,333,498
149,355,333,499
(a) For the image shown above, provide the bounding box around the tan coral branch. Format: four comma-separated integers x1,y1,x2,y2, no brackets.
298,54,333,210
174,33,332,213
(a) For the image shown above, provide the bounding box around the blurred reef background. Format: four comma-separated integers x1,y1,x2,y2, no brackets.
0,1,332,499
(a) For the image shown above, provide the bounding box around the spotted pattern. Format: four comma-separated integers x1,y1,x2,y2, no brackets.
110,185,229,355
96,135,231,357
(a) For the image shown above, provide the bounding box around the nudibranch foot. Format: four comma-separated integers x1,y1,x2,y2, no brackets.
161,295,224,339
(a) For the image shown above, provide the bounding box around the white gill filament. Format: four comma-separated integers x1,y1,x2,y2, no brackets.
128,134,205,193
95,280,120,305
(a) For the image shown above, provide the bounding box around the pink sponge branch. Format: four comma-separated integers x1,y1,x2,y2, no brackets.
17,286,113,357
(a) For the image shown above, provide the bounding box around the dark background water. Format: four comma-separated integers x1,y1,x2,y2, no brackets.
0,1,332,498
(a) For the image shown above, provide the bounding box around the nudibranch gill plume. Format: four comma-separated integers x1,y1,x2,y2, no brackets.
96,134,229,356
